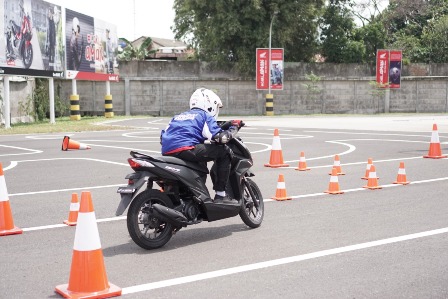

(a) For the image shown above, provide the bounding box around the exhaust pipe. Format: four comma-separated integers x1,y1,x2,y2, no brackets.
152,204,188,227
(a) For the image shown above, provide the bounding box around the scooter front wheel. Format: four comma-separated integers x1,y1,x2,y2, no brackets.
127,189,174,250
239,178,264,228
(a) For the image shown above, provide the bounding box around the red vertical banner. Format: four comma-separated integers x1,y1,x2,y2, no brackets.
389,50,402,89
256,48,284,90
256,48,269,90
376,49,389,88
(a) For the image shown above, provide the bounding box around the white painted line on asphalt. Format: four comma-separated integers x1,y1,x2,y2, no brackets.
16,176,448,232
305,130,433,138
21,216,127,232
284,155,424,170
82,144,161,153
9,184,124,197
285,141,356,163
244,142,271,154
0,145,42,157
4,157,128,171
26,134,71,140
122,226,448,295
23,223,68,231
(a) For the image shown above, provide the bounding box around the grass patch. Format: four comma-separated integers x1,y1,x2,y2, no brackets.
0,116,141,135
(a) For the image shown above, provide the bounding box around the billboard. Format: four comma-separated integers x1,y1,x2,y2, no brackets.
0,0,64,77
376,49,402,89
0,0,118,80
256,48,284,91
65,9,119,81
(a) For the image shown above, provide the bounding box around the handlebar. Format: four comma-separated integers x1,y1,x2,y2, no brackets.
218,120,245,130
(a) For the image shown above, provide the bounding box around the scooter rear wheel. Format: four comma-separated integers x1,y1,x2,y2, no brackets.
127,189,174,250
239,178,264,228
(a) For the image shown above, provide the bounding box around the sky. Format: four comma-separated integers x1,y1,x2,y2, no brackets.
46,0,176,41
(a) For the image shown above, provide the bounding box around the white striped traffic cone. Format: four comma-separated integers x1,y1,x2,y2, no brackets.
295,151,310,171
423,124,447,159
0,163,22,236
264,129,289,168
328,155,345,175
393,162,410,185
325,167,344,194
55,191,121,298
361,158,373,180
272,174,292,201
363,165,382,190
63,193,80,226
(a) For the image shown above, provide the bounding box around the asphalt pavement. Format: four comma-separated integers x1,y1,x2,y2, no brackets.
1,114,448,298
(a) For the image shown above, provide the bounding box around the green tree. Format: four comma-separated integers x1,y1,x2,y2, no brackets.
383,0,448,62
319,0,364,62
421,15,448,63
117,37,156,61
354,21,385,64
173,0,324,75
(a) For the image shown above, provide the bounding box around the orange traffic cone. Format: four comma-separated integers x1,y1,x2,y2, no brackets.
363,165,382,190
63,193,80,226
0,163,22,236
55,191,121,299
272,174,292,201
423,124,447,159
393,162,410,185
295,151,310,171
62,136,91,151
325,167,344,194
264,129,289,168
328,155,345,175
361,158,373,180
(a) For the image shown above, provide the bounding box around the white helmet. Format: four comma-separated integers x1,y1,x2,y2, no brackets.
189,88,223,119
72,17,79,32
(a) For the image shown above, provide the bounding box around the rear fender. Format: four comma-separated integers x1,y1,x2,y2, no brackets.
115,173,150,216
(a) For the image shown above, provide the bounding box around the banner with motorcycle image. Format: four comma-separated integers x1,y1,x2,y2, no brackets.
65,9,119,82
0,0,64,77
0,0,118,80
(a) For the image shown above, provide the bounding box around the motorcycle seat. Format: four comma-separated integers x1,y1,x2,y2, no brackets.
130,151,209,174
155,156,209,174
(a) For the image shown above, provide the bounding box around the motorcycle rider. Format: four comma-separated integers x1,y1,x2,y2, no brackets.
161,88,242,204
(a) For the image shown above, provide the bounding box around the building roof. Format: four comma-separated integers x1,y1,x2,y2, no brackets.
131,36,188,50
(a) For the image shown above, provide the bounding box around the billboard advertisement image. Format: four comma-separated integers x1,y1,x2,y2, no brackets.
270,48,283,90
65,8,118,81
0,0,64,77
389,50,402,89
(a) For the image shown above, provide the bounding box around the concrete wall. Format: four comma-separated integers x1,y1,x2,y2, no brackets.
3,62,448,124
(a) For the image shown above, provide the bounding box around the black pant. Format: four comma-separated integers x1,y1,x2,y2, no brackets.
166,144,232,192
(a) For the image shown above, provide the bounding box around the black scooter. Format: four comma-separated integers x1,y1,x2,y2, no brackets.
116,121,264,249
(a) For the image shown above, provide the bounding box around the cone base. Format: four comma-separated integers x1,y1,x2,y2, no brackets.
295,168,310,171
55,283,121,299
423,155,447,159
272,196,292,201
264,163,289,168
363,186,382,189
63,220,77,226
324,190,344,194
362,176,380,180
0,226,23,236
393,181,410,185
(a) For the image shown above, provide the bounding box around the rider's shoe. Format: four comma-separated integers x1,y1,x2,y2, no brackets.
214,194,238,205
